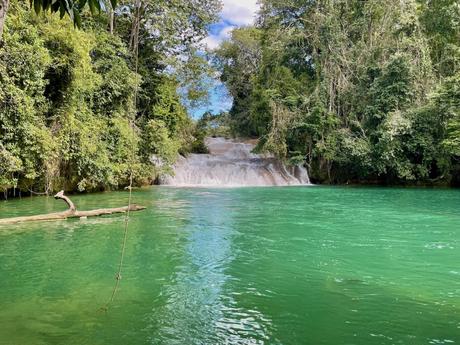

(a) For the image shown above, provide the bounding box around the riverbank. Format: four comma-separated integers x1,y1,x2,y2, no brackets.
1,133,458,202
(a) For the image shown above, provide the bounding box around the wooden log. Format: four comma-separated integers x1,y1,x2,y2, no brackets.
55,190,76,211
0,191,146,225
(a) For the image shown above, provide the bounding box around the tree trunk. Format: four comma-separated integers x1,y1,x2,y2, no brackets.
107,0,115,35
54,190,76,211
0,190,146,225
0,0,9,42
109,8,114,34
129,0,142,52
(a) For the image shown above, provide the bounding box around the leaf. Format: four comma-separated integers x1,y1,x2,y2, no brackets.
43,0,51,11
51,1,60,12
64,0,73,20
73,9,82,28
59,1,66,18
88,0,96,14
94,0,102,11
34,0,41,14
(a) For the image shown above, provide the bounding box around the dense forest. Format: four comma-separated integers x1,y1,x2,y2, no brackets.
0,0,220,197
214,0,460,185
1,0,459,197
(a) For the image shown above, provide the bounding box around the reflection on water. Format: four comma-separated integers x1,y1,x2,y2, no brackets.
146,190,272,344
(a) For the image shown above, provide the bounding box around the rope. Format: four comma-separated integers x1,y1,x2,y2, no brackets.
100,0,141,313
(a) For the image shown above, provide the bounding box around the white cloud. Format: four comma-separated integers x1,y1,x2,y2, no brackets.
203,0,259,50
203,36,221,50
193,0,259,116
220,25,235,37
221,0,259,26
204,25,235,50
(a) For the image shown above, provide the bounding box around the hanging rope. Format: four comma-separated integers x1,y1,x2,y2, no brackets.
100,0,141,313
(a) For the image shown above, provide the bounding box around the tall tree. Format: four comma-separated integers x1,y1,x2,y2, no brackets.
216,0,459,185
0,1,221,196
0,0,9,41
214,27,262,136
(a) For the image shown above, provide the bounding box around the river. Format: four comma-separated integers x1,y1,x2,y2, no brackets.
0,186,459,344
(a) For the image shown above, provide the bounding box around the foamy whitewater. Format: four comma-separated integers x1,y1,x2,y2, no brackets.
160,137,311,187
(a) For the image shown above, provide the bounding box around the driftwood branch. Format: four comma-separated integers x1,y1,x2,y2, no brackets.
54,190,76,211
0,190,146,225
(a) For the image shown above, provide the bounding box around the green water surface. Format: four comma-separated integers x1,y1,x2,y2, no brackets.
0,186,459,344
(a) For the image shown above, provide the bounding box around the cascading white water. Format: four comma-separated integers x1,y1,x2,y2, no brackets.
160,137,311,187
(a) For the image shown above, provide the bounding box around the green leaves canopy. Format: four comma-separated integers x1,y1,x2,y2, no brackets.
1,1,220,196
214,0,460,185
30,0,117,27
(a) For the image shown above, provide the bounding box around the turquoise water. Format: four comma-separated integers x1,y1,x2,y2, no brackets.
0,186,459,344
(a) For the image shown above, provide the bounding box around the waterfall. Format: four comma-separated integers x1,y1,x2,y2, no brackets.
160,137,311,187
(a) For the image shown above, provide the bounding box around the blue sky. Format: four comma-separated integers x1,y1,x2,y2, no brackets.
189,0,259,118
204,0,259,49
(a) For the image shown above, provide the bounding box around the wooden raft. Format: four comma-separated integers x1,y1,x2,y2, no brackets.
0,190,146,225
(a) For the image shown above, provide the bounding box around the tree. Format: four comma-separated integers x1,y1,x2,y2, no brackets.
418,0,460,78
215,0,459,185
0,0,9,41
0,0,117,41
30,0,117,26
214,27,262,136
0,1,221,197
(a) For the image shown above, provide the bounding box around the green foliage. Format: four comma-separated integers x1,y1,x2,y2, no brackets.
91,32,138,116
436,72,460,156
190,128,209,154
365,54,414,129
418,0,460,77
216,0,460,185
150,78,188,136
0,144,22,192
141,119,180,167
29,0,117,28
177,52,215,110
0,1,219,196
0,6,54,192
190,115,210,154
214,27,262,136
189,112,234,154
203,112,232,138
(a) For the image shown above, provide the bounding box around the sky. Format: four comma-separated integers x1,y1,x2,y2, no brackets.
204,0,260,49
190,0,259,118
